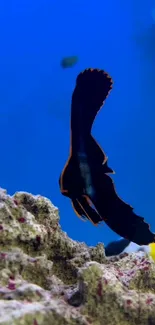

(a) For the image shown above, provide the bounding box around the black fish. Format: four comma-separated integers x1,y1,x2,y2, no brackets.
59,68,155,245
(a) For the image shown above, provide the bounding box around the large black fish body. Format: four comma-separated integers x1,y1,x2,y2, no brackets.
59,68,155,245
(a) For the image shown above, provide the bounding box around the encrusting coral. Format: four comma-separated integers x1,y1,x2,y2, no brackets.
0,187,154,325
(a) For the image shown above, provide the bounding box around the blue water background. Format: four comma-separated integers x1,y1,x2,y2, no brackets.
0,0,155,246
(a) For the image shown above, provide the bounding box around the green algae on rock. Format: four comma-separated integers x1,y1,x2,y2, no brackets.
0,187,155,324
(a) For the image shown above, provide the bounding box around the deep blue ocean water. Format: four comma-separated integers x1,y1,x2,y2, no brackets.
0,0,155,246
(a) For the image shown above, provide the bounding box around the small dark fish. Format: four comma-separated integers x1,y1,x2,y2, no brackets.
105,237,155,261
59,68,155,246
60,56,78,68
105,238,131,256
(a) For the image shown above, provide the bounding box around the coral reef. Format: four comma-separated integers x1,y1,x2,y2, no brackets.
0,187,154,324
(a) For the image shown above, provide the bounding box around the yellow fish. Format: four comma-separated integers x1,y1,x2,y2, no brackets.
149,243,155,261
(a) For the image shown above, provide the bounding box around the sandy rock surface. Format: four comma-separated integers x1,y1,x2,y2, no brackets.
0,188,154,325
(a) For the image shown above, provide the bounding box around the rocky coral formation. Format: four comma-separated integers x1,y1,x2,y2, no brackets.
0,188,154,325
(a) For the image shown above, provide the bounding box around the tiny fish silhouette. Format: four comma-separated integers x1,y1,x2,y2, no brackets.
59,68,155,246
60,56,78,68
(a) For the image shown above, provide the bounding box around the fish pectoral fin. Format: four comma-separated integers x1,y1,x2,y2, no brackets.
71,199,88,222
59,156,83,196
59,158,73,194
76,195,102,226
